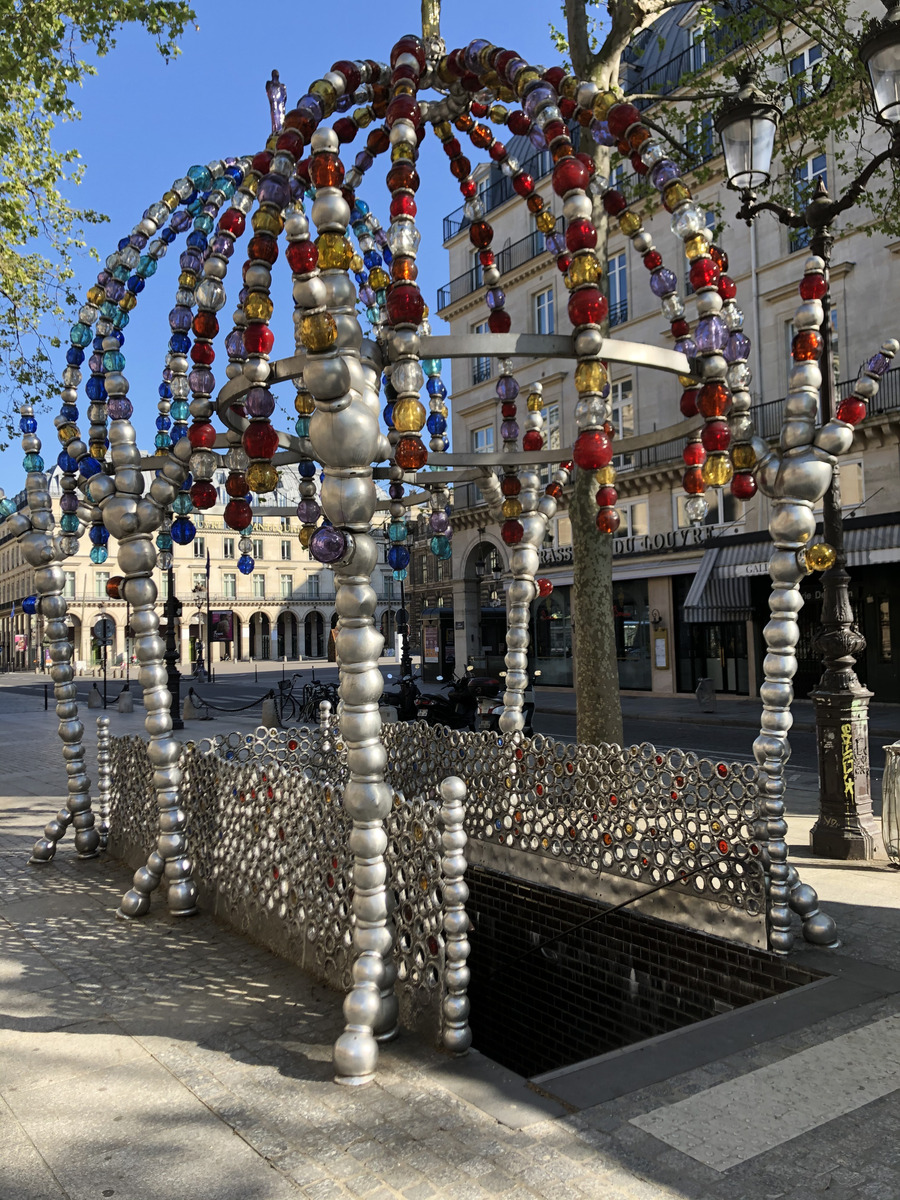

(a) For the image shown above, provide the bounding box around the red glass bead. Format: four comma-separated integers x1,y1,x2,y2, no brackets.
190,341,215,365
390,35,425,72
701,420,730,452
680,388,699,417
190,481,217,510
559,97,577,120
248,235,278,265
284,110,315,141
218,209,245,238
543,65,566,87
576,151,595,177
386,163,420,192
225,473,249,497
603,421,616,439
607,102,641,138
187,422,217,450
479,250,495,267
568,288,608,327
683,466,705,494
192,312,218,339
596,508,621,534
709,245,728,272
294,158,310,187
565,218,597,251
286,241,318,274
501,402,517,419
395,435,427,469
488,309,512,333
671,318,691,339
508,110,531,136
367,128,389,155
545,482,563,500
603,190,627,216
573,429,612,469
469,221,494,249
276,130,305,158
561,460,574,472
792,330,822,361
836,398,867,425
309,153,344,188
689,257,720,290
501,519,524,544
251,151,272,175
390,194,417,219
386,283,425,326
595,485,618,508
523,430,543,451
731,472,757,499
513,173,535,198
470,123,492,149
489,140,507,162
470,101,488,118
537,577,554,597
543,120,567,144
386,95,420,128
244,324,274,355
631,152,648,175
459,178,477,199
448,156,472,181
461,72,481,92
552,158,589,196
242,421,279,459
442,136,461,158
501,475,521,496
718,274,737,300
698,381,729,418
799,274,827,300
331,60,361,92
643,249,662,271
683,441,706,466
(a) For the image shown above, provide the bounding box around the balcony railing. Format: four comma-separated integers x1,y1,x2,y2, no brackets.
437,217,565,311
443,149,553,241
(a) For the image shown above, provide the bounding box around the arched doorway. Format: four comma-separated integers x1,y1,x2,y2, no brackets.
250,611,270,659
277,611,299,660
464,538,506,675
65,615,81,667
230,612,242,661
328,611,338,661
305,610,324,658
380,609,396,657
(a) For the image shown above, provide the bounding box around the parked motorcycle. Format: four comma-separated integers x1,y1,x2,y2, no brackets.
380,672,424,722
477,670,541,737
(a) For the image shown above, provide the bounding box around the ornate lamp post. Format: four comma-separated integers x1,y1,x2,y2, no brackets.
164,565,183,731
717,54,900,858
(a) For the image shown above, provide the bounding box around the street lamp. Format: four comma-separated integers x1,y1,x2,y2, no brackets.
474,523,487,580
717,60,900,858
164,565,184,731
860,2,900,123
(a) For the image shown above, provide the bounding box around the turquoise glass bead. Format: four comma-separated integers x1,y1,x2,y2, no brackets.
89,545,108,564
156,532,173,550
60,513,80,532
173,492,194,515
194,214,214,234
188,164,212,191
392,568,407,581
294,416,310,437
112,309,129,330
70,323,92,347
102,350,125,372
422,358,442,376
430,535,452,560
170,400,190,421
0,498,16,517
137,255,157,278
23,453,44,471
154,432,171,449
388,521,407,543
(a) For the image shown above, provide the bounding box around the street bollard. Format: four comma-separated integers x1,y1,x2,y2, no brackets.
261,692,278,728
883,744,900,863
117,685,133,713
43,683,48,711
87,684,103,709
696,678,716,713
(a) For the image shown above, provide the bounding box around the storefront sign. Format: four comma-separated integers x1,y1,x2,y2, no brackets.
735,561,769,577
209,610,234,641
538,525,720,566
423,625,439,663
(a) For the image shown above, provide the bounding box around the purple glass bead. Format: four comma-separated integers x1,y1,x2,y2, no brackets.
60,493,79,513
225,330,245,357
296,499,321,523
180,251,203,273
650,159,680,191
524,84,555,118
591,119,614,146
309,524,347,564
359,286,376,305
650,267,678,298
389,482,405,500
297,95,324,124
96,270,110,287
209,234,234,258
866,352,890,376
486,287,506,310
355,150,374,172
695,315,728,353
528,127,547,149
170,211,191,233
162,367,173,382
108,397,133,420
545,232,566,255
289,177,304,200
168,306,192,332
500,420,520,440
188,368,215,395
105,281,125,302
497,376,519,400
129,232,148,250
464,39,491,71
89,354,103,374
238,287,250,305
336,93,353,112
429,511,450,533
674,338,698,358
374,229,388,248
245,386,275,418
726,331,751,362
258,177,289,208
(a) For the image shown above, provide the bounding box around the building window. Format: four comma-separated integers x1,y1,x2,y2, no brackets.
472,320,491,384
471,249,484,291
253,575,266,599
534,287,554,335
192,571,206,594
281,539,292,561
63,572,76,599
674,490,744,528
790,44,823,107
608,253,628,326
618,498,650,537
280,516,291,531
252,538,264,560
223,537,235,559
472,424,495,454
611,379,635,469
95,572,110,597
223,573,236,599
193,536,206,558
791,153,827,252
160,574,169,601
280,573,293,598
689,22,708,71
686,111,715,164
307,574,320,597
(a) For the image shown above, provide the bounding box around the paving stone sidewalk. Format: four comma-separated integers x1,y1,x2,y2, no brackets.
2,702,900,1200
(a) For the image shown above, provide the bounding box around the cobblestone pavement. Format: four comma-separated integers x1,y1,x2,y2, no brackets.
2,700,900,1199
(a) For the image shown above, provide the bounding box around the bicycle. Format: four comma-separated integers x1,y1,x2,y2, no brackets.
275,677,299,726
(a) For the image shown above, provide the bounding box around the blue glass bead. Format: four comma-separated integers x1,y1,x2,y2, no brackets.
60,513,79,532
89,545,108,565
188,164,212,191
156,532,173,550
382,403,394,427
430,536,452,560
382,248,393,266
85,377,106,401
392,568,407,581
92,334,105,352
422,358,442,376
387,545,410,570
426,378,447,399
70,323,92,347
22,595,37,615
19,416,36,433
117,236,130,251
66,346,85,366
356,199,370,216
225,165,243,184
364,250,380,269
23,453,44,471
158,383,173,399
137,255,157,278
155,415,171,431
294,416,310,437
171,425,187,443
186,231,207,253
173,492,194,515
79,456,101,477
170,400,190,421
60,404,78,421
89,524,110,546
102,350,125,372
57,452,78,472
299,461,317,478
127,275,146,295
169,333,190,354
426,413,447,434
154,432,171,450
160,228,177,245
238,554,255,575
171,517,196,545
388,521,407,543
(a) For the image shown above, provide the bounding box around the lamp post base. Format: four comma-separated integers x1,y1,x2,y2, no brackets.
809,683,884,859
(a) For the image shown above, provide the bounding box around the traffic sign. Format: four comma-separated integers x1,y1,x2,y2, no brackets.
93,617,115,645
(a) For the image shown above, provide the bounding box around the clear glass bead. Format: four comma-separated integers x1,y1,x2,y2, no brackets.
661,295,685,321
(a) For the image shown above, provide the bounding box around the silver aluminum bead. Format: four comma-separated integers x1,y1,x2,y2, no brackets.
562,194,593,222
311,128,339,153
312,190,351,232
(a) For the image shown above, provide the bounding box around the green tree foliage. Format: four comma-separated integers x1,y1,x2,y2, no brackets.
0,2,196,443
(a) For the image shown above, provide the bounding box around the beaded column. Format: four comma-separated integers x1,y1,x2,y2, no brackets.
301,131,395,1084
96,716,112,850
439,776,472,1055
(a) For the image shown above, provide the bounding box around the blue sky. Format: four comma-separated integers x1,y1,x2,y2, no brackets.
0,0,565,491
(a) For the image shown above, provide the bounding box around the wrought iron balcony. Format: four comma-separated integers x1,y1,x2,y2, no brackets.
437,218,565,311
443,149,553,241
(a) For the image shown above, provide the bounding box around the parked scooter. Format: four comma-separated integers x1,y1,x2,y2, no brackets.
380,672,424,722
414,666,503,731
477,670,541,737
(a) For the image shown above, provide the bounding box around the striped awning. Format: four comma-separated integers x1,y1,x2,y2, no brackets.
682,522,900,624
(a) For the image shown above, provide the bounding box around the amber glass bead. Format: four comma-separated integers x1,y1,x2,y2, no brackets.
309,79,336,115
299,312,337,352
298,526,313,549
515,68,541,95
536,210,557,233
731,443,756,470
395,435,427,469
527,392,544,412
392,398,425,432
619,211,642,237
87,285,105,306
663,182,691,212
390,143,415,162
792,330,822,361
683,235,709,261
252,209,283,236
391,257,418,282
294,393,315,415
702,453,733,486
119,291,137,311
698,381,729,418
454,113,474,132
316,234,353,270
309,153,344,188
592,91,618,119
502,498,523,518
247,463,279,493
527,195,544,214
594,466,616,486
806,542,837,571
245,293,274,323
575,360,609,394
